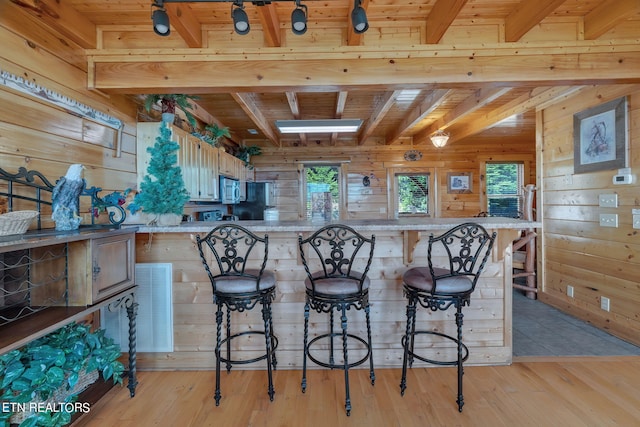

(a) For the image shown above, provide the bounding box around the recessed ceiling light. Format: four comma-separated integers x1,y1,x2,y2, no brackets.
247,129,258,135
275,119,363,133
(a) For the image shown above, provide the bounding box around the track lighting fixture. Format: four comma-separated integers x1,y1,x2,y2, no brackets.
150,1,340,37
231,1,250,35
151,1,171,36
351,0,369,34
291,0,308,35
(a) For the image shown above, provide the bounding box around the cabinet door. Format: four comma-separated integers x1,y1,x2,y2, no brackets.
199,144,219,200
218,150,236,177
177,135,198,200
91,233,135,303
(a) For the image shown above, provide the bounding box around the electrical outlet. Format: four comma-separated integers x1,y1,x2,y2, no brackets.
598,194,618,207
633,215,640,229
601,296,610,312
599,213,618,228
567,285,574,298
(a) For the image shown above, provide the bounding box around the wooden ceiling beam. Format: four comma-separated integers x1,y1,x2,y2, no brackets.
231,92,280,146
165,3,203,48
257,4,281,47
386,89,450,144
358,91,401,145
584,0,640,40
504,0,566,43
89,45,640,92
285,91,307,145
425,0,468,44
439,86,584,144
9,0,96,48
331,91,349,145
419,87,513,139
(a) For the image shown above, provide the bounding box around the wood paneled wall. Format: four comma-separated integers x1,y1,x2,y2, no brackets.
540,84,640,346
0,12,138,221
251,140,535,220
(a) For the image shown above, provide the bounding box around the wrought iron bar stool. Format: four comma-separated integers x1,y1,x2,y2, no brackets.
196,224,278,406
298,224,376,416
400,222,496,412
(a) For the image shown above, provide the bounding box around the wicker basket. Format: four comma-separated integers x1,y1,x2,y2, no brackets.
0,210,39,236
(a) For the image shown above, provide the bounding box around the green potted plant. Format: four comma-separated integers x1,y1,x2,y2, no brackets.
235,144,262,167
143,94,199,128
191,123,230,147
128,123,190,225
204,123,231,146
0,322,124,427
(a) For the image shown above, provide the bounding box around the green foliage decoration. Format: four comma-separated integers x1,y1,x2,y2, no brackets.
0,323,124,427
128,123,190,216
235,144,262,167
143,94,199,128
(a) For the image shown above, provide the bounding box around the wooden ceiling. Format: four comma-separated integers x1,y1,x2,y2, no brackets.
8,0,640,148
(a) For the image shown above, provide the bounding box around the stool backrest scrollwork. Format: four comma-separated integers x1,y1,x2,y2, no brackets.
298,224,375,296
427,222,496,296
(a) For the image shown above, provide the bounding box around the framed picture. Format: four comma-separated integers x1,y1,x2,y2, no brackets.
447,172,472,194
573,97,627,174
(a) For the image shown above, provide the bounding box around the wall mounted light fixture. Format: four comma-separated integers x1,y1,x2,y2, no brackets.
151,0,368,36
430,129,450,148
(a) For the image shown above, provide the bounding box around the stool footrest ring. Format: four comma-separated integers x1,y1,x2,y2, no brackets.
402,330,468,366
306,332,371,370
219,330,279,366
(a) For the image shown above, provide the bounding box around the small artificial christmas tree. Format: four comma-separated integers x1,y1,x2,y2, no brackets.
129,123,189,218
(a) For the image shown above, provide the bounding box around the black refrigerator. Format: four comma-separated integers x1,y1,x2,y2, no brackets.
232,182,274,220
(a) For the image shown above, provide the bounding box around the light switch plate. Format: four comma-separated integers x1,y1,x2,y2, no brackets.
599,213,618,227
598,193,618,208
633,215,640,229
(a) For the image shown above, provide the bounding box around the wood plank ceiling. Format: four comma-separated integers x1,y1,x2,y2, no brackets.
8,0,640,148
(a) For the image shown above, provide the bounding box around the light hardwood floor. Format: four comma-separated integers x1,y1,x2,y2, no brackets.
74,357,640,427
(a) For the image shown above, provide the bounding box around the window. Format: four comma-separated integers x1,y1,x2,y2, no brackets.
485,162,524,217
304,165,340,220
396,173,430,216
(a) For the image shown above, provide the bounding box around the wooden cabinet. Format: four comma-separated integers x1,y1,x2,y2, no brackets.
60,232,136,306
218,149,239,178
137,122,220,202
1,229,137,353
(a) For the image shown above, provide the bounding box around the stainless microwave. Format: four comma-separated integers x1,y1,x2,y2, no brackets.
220,176,241,204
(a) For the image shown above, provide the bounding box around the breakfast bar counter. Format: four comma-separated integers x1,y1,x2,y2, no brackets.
131,218,539,370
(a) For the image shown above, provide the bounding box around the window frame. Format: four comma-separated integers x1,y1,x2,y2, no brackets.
389,167,435,219
300,162,346,220
483,161,526,218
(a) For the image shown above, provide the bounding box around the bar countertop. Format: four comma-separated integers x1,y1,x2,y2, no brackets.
130,217,540,234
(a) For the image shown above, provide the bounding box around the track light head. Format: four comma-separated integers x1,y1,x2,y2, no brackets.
291,2,308,35
151,2,170,36
351,0,368,34
232,2,250,35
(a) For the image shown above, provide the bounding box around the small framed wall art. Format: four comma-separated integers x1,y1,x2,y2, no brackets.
573,97,627,174
447,172,472,194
